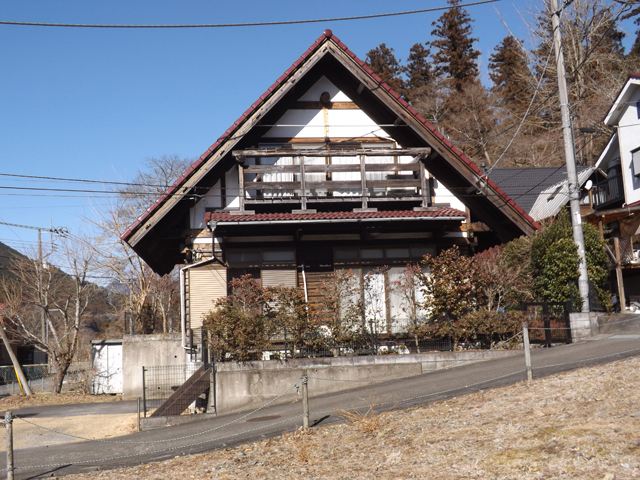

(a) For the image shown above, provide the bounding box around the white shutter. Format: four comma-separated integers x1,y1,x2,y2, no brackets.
188,265,227,330
261,268,297,287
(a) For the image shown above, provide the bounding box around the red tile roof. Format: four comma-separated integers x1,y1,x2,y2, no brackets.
123,29,540,243
205,208,467,224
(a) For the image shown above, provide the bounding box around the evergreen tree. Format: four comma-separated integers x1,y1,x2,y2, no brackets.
403,43,432,101
489,36,532,107
365,43,404,93
430,0,480,91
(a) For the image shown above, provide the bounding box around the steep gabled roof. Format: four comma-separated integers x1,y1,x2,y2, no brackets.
123,29,540,274
604,73,640,125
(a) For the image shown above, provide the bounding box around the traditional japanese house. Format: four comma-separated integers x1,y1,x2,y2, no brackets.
122,30,540,345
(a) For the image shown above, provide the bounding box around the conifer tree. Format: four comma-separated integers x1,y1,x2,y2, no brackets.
489,36,532,107
403,43,432,101
365,43,404,93
429,0,480,91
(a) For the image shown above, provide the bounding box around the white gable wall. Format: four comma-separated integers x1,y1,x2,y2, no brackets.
188,76,466,227
616,86,640,205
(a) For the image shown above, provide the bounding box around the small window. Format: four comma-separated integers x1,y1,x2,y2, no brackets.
386,248,410,258
263,250,295,263
361,249,384,259
228,251,261,264
633,148,640,177
335,248,359,261
412,246,434,259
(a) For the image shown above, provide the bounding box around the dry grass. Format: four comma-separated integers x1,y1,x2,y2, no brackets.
59,356,640,479
0,392,122,411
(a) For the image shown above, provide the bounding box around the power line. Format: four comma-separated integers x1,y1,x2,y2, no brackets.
0,171,174,189
0,1,501,29
0,220,67,235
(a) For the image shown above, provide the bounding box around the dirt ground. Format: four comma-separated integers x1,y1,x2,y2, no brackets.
27,354,639,480
0,393,136,451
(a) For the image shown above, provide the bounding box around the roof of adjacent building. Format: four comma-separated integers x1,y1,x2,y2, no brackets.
205,208,467,224
122,29,541,274
604,73,640,125
489,166,594,221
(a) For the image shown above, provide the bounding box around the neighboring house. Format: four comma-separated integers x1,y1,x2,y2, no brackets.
586,73,640,310
488,166,597,222
122,30,540,346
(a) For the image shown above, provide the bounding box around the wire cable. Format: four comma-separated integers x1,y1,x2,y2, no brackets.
0,1,501,29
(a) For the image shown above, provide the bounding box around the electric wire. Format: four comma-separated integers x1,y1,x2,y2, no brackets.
0,1,501,29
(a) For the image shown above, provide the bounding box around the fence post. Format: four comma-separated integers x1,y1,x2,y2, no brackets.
141,367,147,418
301,370,309,431
522,322,533,384
5,411,13,480
137,397,141,432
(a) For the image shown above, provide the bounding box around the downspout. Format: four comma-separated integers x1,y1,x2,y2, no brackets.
180,267,187,351
301,263,309,303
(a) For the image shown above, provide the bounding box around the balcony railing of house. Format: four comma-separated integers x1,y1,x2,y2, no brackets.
232,148,433,211
592,172,624,209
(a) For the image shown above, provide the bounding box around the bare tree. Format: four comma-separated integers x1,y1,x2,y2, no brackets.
0,237,98,393
89,155,189,335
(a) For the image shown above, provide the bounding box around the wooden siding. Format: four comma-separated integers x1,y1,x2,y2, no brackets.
188,264,227,330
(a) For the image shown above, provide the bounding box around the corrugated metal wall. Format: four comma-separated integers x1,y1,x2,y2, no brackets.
188,264,227,330
261,268,297,288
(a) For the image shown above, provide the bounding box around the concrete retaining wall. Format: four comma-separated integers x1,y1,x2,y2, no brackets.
213,350,520,414
122,334,184,399
569,312,603,342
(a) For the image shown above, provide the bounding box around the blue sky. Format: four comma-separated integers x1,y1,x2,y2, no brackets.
0,1,636,254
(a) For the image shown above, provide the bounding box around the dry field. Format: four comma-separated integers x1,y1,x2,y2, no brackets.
0,392,122,411
55,355,640,480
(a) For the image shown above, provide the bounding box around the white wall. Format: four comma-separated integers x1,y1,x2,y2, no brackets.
616,87,640,205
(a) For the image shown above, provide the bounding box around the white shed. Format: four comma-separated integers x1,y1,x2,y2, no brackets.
91,339,123,394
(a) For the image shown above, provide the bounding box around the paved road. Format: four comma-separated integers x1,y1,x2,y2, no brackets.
4,400,138,419
3,330,640,479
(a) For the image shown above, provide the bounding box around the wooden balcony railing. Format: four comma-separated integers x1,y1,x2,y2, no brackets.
232,148,432,211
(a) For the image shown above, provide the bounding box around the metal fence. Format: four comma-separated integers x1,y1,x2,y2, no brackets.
142,363,206,417
0,362,92,395
261,335,456,360
521,302,572,346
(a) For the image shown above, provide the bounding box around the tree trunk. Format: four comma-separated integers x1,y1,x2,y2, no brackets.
52,360,71,394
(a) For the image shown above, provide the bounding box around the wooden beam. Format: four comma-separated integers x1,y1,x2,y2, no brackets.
233,148,431,159
613,237,627,311
243,163,421,174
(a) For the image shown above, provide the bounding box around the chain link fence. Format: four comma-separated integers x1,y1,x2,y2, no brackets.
0,362,93,395
142,363,206,417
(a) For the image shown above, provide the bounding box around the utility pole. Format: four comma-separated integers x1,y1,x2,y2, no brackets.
550,0,590,312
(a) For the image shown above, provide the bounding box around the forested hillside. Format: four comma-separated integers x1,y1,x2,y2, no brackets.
365,0,640,168
0,241,25,281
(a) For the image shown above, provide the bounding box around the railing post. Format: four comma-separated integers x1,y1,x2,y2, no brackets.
522,323,533,384
301,371,309,431
238,163,245,212
359,154,367,209
298,155,307,210
5,411,13,480
141,367,147,418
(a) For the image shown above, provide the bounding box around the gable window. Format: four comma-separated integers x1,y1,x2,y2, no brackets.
633,148,640,177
